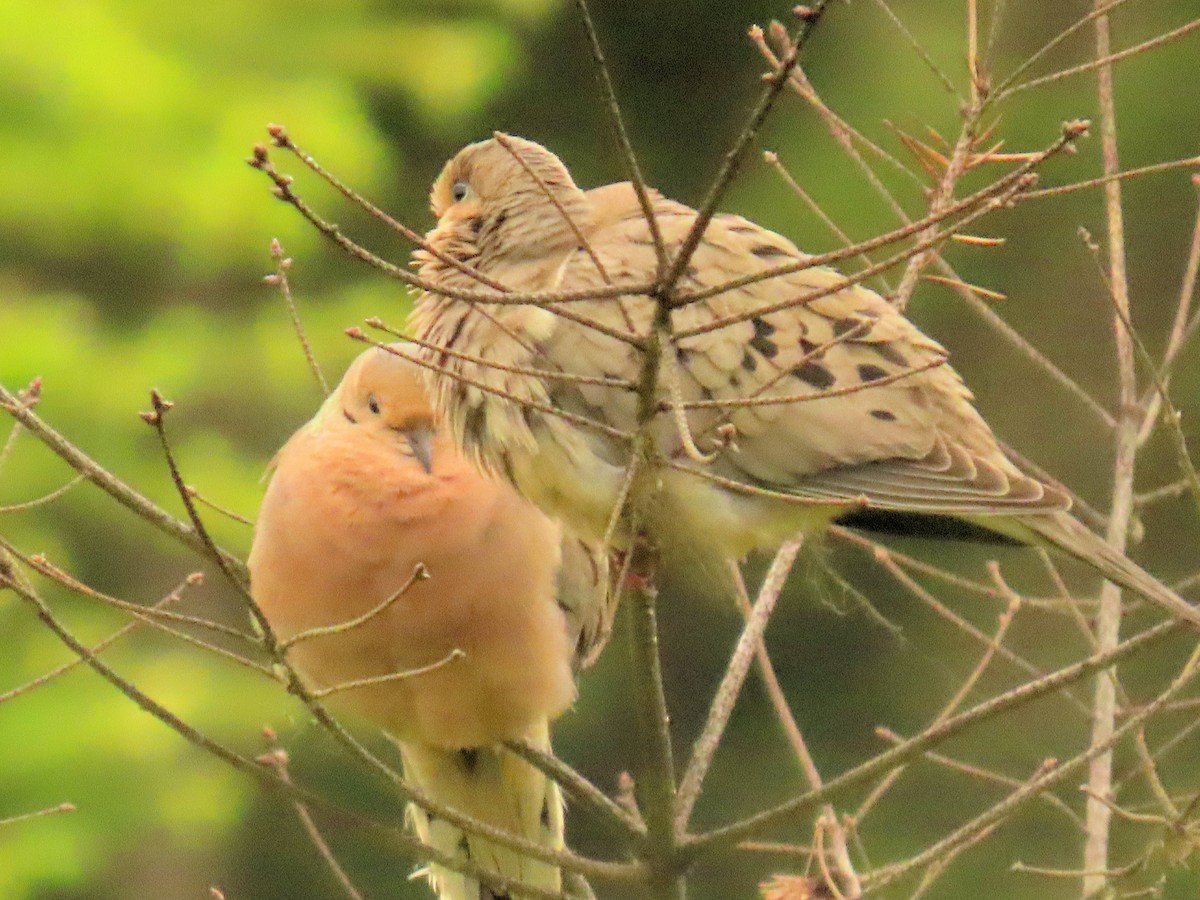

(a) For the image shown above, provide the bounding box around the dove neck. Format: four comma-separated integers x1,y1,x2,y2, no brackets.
477,186,590,264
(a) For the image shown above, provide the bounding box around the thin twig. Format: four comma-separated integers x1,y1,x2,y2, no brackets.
281,564,429,650
0,803,76,828
184,485,254,527
989,0,1134,100
675,540,802,831
727,561,822,787
0,383,248,580
0,475,84,513
505,740,646,842
4,544,270,676
10,546,253,643
751,33,924,191
676,129,1072,309
0,378,39,476
571,0,667,276
682,619,1182,857
491,133,619,304
261,744,366,900
675,172,1035,336
309,650,465,699
1023,156,1200,202
363,320,638,390
265,126,509,292
1136,176,1200,444
873,726,1085,829
868,0,959,98
837,531,1092,717
0,570,195,705
1086,231,1200,514
347,328,633,443
265,239,328,396
855,578,1024,824
1000,17,1200,101
762,149,894,294
864,641,1200,891
672,357,946,410
1081,13,1133,885
659,3,834,292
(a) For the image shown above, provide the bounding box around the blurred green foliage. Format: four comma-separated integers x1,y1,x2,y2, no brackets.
2,1,1199,898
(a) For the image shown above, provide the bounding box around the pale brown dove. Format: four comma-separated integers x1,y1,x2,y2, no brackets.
408,134,1199,628
248,342,612,899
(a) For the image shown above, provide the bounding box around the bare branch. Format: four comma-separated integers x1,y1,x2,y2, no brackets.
1000,17,1200,101
683,620,1181,857
658,3,835,292
266,239,328,396
0,383,248,580
675,539,802,831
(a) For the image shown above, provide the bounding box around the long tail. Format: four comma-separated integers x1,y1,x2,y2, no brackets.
1021,512,1200,629
399,720,563,900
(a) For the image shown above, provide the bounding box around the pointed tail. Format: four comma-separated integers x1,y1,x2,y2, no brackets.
1021,512,1200,629
400,720,563,899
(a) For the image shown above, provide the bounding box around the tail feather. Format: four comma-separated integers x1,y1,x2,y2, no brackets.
1021,512,1200,628
399,720,563,899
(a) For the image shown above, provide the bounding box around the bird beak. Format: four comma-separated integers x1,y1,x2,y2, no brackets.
405,426,434,474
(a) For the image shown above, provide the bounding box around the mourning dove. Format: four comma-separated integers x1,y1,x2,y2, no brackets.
408,134,1200,628
247,343,612,899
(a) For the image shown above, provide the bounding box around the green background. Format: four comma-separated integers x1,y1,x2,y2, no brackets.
2,1,1199,897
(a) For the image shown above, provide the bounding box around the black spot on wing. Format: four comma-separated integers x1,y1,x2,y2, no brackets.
792,362,835,390
799,337,821,355
521,404,539,430
463,404,487,443
741,351,757,372
870,409,897,421
541,797,553,829
752,316,776,339
833,317,868,338
749,317,778,358
458,748,480,773
444,315,468,353
750,243,792,259
857,364,889,383
872,343,909,367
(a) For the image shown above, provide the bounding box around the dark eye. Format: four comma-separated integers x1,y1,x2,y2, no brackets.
451,181,470,203
367,395,381,415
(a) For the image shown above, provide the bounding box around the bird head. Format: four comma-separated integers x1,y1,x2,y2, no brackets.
331,344,437,474
424,134,588,265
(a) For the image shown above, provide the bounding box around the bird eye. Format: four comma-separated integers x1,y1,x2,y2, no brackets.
367,395,381,415
451,181,470,203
